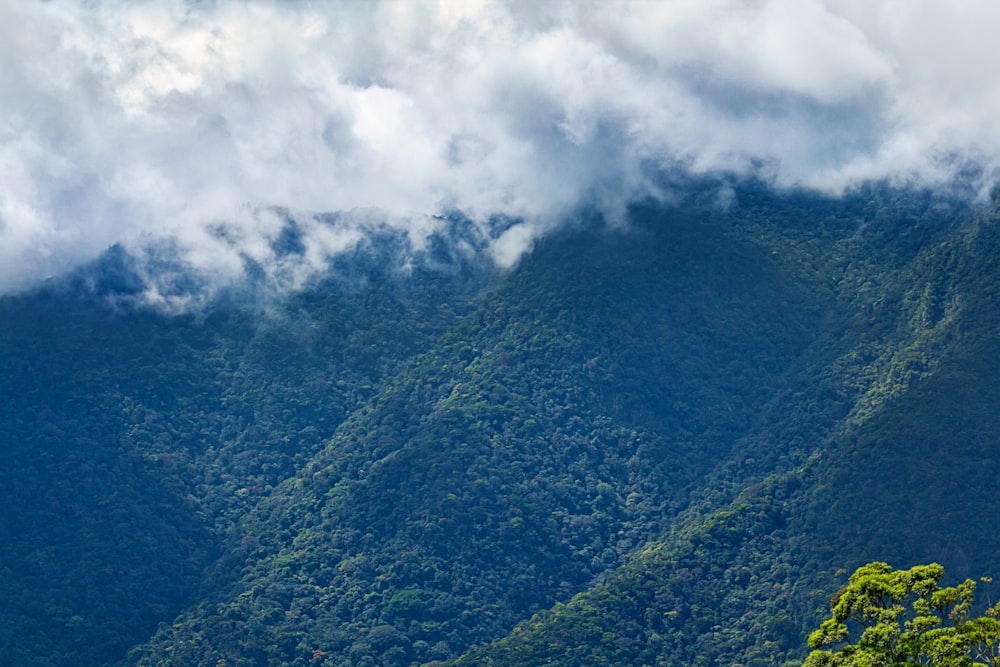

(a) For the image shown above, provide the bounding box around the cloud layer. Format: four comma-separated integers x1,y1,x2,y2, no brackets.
3,0,1000,297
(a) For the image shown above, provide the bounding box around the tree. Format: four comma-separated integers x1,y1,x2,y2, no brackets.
804,562,1000,666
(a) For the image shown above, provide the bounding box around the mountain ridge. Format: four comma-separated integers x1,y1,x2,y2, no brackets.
3,181,999,666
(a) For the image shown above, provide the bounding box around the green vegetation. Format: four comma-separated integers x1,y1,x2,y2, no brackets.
3,180,1000,666
0,257,481,665
804,562,1000,666
127,204,824,666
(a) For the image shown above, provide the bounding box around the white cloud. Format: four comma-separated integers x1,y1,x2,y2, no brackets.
2,0,999,296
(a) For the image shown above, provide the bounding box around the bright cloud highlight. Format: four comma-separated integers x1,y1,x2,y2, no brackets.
2,0,999,296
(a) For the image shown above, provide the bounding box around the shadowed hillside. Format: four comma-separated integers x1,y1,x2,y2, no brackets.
3,183,999,666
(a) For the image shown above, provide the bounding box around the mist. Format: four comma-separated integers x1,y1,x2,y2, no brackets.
3,0,1000,302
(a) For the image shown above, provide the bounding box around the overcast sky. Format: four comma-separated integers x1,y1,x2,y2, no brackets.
3,0,1000,299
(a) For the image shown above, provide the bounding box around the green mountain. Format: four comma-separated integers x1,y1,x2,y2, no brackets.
449,187,1000,666
3,181,999,666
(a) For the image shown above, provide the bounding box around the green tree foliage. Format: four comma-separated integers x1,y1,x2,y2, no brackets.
126,203,825,666
7,179,1000,666
0,252,481,666
448,184,1000,667
804,562,1000,666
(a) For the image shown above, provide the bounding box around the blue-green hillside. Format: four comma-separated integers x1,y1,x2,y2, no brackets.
3,182,999,666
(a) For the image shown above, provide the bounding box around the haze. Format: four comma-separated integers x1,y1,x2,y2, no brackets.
2,0,998,297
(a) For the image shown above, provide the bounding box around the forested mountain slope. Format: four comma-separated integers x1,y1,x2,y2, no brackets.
3,182,999,666
0,230,486,666
452,190,1000,666
126,204,824,666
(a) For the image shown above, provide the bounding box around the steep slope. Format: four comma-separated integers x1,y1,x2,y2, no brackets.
127,205,826,666
6,183,996,667
451,340,1000,667
0,294,229,666
0,240,483,666
451,192,1000,667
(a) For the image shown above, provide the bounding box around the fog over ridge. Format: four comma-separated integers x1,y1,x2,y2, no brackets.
3,0,999,301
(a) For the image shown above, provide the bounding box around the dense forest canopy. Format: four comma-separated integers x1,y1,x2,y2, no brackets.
3,180,1000,666
7,3,1000,665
